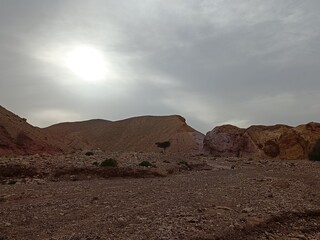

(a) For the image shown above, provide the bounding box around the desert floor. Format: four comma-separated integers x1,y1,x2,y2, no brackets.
1,153,320,240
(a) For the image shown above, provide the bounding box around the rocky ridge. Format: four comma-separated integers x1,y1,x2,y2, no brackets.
0,105,69,156
203,122,320,160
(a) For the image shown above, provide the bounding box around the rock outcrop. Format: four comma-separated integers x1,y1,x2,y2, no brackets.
203,122,320,160
0,105,69,156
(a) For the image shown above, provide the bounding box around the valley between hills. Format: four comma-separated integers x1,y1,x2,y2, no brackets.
1,105,320,240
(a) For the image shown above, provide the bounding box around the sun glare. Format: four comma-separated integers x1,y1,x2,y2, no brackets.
66,46,107,81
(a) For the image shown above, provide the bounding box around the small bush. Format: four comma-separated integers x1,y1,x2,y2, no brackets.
100,158,118,167
139,161,153,167
178,161,191,169
92,161,99,166
163,160,170,163
155,141,171,152
0,164,38,180
309,139,320,161
85,151,94,156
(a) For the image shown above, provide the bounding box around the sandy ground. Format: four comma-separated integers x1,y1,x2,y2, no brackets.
1,153,320,240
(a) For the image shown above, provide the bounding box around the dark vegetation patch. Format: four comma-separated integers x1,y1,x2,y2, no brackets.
138,160,153,167
100,158,118,167
51,166,168,180
0,164,38,180
309,139,320,161
85,151,94,156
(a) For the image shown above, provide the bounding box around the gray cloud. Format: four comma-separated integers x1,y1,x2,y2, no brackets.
1,0,320,133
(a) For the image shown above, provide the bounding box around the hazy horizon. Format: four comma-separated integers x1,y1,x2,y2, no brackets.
1,1,320,133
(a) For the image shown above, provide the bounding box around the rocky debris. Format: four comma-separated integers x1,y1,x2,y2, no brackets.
1,155,320,239
0,151,212,184
203,122,320,160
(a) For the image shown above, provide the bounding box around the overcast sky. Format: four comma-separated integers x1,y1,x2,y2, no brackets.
1,0,320,133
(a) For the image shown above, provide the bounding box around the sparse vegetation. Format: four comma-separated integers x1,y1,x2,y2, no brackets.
178,160,191,169
155,141,171,152
163,160,170,163
139,161,153,167
0,164,38,180
85,151,94,156
100,158,118,167
309,139,320,161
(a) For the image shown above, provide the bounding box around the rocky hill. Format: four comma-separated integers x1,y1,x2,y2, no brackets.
203,122,320,160
0,105,69,156
45,115,204,153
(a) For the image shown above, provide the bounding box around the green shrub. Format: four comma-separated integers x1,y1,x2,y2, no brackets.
85,151,94,156
139,161,153,167
309,139,320,161
155,141,171,152
178,161,191,169
100,158,118,167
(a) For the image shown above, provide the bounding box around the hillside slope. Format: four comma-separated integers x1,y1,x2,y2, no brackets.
0,105,69,156
45,115,204,153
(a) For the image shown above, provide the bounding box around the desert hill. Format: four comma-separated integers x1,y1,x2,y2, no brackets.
0,105,69,155
203,122,320,160
45,115,204,153
2,103,319,158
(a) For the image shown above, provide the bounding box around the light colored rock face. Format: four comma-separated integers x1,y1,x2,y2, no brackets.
203,125,245,157
203,122,320,160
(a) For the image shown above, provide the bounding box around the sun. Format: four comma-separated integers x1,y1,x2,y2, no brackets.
66,46,107,81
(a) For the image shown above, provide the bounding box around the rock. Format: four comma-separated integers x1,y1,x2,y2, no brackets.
7,179,17,185
185,217,199,223
294,234,307,240
241,207,254,213
70,175,78,181
33,178,46,185
203,122,320,160
202,125,246,157
215,206,233,211
4,222,11,227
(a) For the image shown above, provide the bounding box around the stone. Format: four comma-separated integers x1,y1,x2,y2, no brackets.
241,207,254,213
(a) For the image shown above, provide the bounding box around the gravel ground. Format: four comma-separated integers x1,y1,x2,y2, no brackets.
1,154,320,240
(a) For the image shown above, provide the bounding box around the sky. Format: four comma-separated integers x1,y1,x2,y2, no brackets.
0,0,320,133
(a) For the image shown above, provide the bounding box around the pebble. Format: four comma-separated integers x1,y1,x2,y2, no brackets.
4,222,12,227
241,207,254,213
216,206,233,211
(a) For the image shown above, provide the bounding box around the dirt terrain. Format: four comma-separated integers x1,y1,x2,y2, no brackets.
1,153,320,240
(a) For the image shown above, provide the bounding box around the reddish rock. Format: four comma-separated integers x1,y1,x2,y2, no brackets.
0,105,68,156
204,122,320,160
203,125,246,157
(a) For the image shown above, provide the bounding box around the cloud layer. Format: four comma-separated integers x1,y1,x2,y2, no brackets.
1,0,320,133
